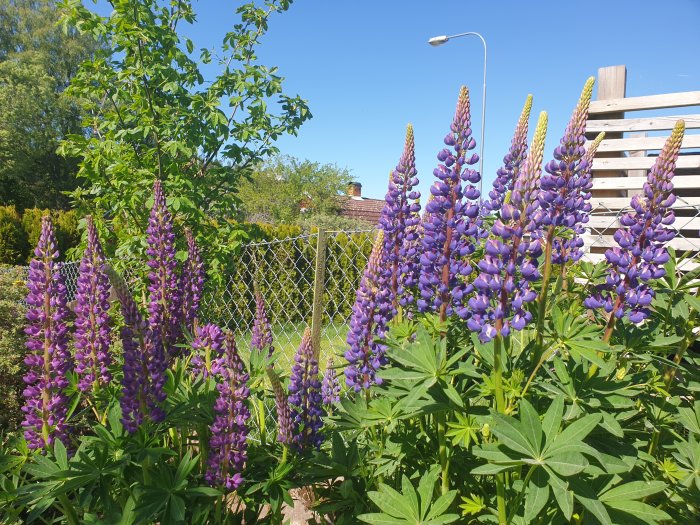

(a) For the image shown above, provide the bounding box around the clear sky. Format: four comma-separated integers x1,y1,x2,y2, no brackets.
97,0,700,202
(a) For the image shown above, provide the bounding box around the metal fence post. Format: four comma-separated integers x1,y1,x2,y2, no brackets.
310,229,328,360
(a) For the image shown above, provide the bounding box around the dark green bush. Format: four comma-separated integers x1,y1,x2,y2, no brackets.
0,264,26,431
0,206,29,264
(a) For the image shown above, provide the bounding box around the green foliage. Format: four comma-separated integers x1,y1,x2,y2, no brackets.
0,264,27,431
0,206,28,264
58,0,312,274
0,0,98,210
236,155,359,227
19,207,80,261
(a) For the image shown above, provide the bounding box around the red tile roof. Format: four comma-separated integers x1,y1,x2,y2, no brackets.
338,195,385,225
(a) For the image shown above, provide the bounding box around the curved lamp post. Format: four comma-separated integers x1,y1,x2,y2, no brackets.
428,32,487,198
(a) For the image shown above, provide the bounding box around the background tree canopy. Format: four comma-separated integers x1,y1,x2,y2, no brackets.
57,0,312,275
236,156,362,229
0,0,99,209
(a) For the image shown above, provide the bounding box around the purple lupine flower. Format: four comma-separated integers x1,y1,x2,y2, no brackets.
288,328,323,451
190,323,225,379
266,367,293,445
585,121,685,326
344,231,391,392
482,95,532,215
537,78,596,264
22,215,72,450
378,124,422,311
108,268,167,432
321,358,340,405
180,228,204,335
74,216,112,392
417,86,481,321
468,112,548,342
251,290,274,357
206,332,250,491
147,180,182,358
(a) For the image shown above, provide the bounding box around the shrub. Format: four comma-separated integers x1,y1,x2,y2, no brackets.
0,264,27,431
0,206,29,264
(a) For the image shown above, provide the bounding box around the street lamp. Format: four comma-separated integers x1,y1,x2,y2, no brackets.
428,32,487,197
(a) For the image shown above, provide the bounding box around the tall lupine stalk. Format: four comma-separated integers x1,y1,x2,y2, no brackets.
266,367,293,447
417,86,481,321
289,328,323,452
468,111,547,344
251,290,274,357
345,231,391,392
147,180,182,358
180,228,204,336
205,332,250,491
108,268,167,432
22,216,72,450
535,78,596,343
482,95,532,215
74,216,112,394
322,358,340,406
190,323,225,379
585,121,685,342
379,124,422,313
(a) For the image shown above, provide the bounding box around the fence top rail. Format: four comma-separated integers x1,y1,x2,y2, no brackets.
238,229,375,249
588,91,700,114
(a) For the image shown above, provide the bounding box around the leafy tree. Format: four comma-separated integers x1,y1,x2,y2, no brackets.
237,155,359,227
0,0,98,209
58,0,311,273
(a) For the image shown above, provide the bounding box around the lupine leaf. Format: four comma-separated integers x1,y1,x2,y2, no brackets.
542,395,564,447
600,481,667,502
524,467,549,522
604,500,671,523
491,413,535,457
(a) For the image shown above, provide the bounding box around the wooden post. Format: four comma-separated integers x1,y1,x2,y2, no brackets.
310,229,328,360
590,65,627,200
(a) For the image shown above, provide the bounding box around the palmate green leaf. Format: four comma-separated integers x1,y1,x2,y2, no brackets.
599,481,667,502
547,413,601,456
367,481,417,521
524,467,549,522
570,477,612,525
545,452,588,476
459,493,486,517
490,413,535,457
542,395,564,446
677,401,700,436
604,500,671,524
446,413,480,448
519,399,543,452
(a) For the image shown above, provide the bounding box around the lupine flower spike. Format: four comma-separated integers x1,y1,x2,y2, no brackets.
345,231,391,391
108,267,166,432
468,112,548,342
537,77,596,265
206,332,250,491
379,124,421,311
289,328,324,451
190,323,225,379
418,86,481,321
22,215,72,450
74,216,112,392
585,121,685,336
266,367,293,445
147,180,182,357
322,358,341,405
180,228,204,336
251,290,274,357
482,95,532,215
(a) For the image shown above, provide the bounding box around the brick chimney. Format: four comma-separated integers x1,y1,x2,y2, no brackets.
347,182,362,198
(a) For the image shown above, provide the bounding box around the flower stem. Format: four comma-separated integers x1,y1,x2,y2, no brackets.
535,227,555,353
493,334,508,524
437,411,449,495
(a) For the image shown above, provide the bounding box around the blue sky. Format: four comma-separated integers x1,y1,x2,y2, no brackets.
97,0,700,202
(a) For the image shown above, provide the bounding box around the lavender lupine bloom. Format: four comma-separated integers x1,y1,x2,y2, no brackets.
266,367,293,445
585,121,685,325
180,228,204,335
536,77,597,264
108,268,167,432
379,124,422,310
468,113,548,342
321,359,340,405
418,86,481,320
206,332,250,491
344,231,391,391
288,328,323,451
190,323,225,379
251,290,274,357
22,216,72,450
147,180,182,357
74,216,112,392
482,96,532,215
